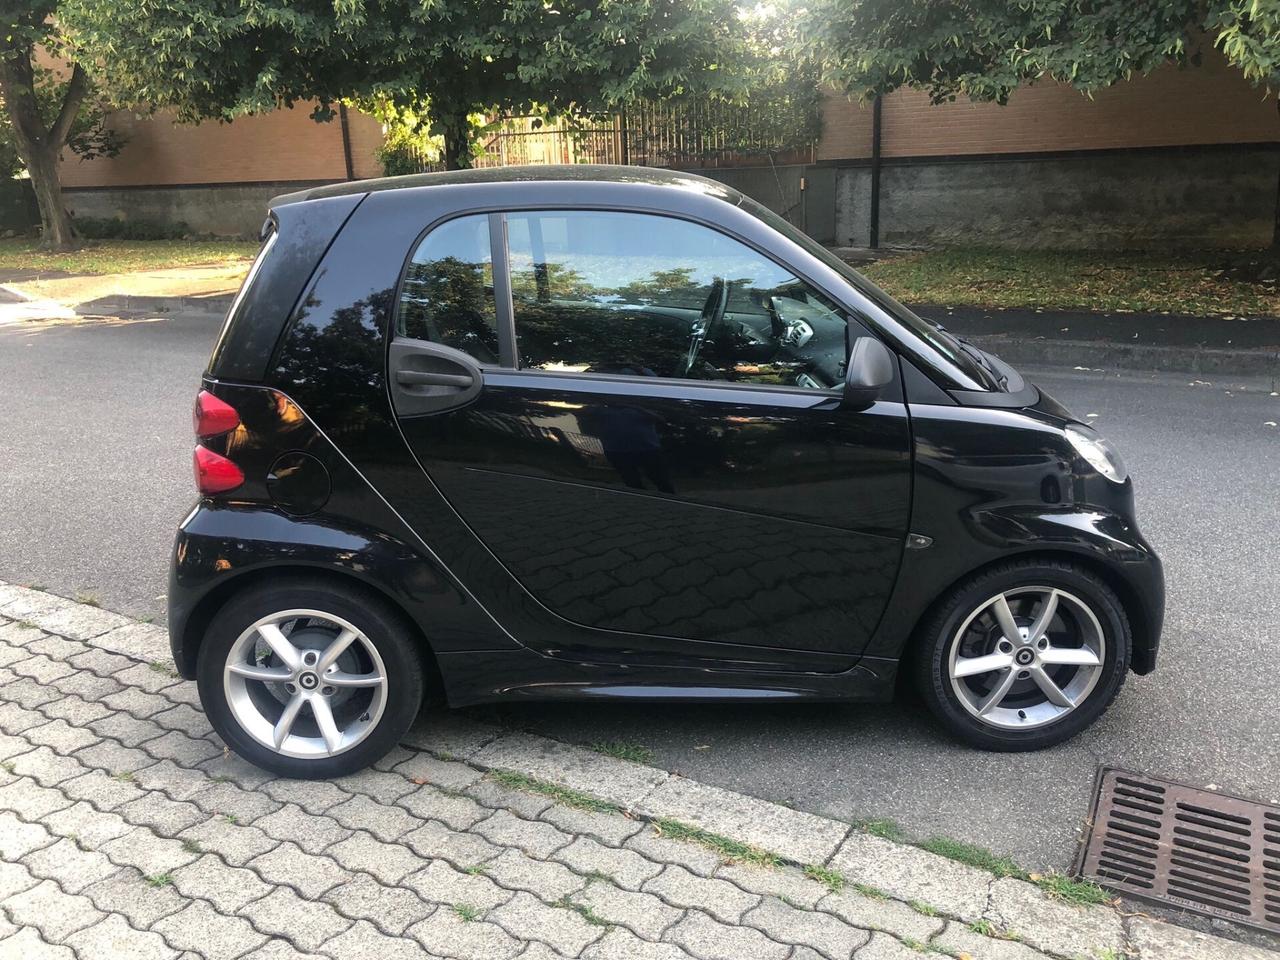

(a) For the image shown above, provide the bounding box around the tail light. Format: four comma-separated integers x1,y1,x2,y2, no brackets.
193,390,240,438
193,446,244,495
192,390,243,495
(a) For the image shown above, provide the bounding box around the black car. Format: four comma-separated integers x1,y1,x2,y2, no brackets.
173,165,1163,778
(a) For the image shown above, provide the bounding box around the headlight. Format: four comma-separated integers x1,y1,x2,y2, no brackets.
1065,424,1128,483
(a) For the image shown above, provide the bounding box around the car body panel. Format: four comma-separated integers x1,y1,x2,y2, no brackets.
170,165,1163,702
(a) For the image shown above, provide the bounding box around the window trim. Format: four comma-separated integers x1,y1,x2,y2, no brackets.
488,212,517,367
496,206,869,396
391,202,894,398
391,210,506,369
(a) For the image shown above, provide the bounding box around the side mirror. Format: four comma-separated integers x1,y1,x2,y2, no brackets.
843,330,895,409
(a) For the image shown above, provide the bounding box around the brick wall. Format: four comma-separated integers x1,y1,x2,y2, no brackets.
818,45,1278,162
59,104,384,188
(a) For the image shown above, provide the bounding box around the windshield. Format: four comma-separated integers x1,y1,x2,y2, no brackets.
737,196,999,391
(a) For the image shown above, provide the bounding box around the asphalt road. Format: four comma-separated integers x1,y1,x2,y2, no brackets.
2,309,1278,872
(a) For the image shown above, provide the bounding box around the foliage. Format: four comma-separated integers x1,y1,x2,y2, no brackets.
861,248,1280,317
803,863,846,893
0,66,125,175
0,1,124,247
365,96,447,177
1033,871,1112,906
0,238,257,276
591,741,656,765
64,0,757,168
799,0,1280,103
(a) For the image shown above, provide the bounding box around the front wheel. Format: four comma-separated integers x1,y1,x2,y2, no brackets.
197,579,425,778
913,560,1131,751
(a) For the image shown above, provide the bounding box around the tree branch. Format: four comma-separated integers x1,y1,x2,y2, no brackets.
0,49,48,150
49,62,90,149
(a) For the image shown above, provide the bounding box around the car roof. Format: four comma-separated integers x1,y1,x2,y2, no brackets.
271,164,745,209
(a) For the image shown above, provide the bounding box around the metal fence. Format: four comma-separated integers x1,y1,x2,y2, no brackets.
404,100,817,172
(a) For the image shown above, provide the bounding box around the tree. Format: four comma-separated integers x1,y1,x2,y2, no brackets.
1,2,122,248
799,0,1280,242
65,0,755,171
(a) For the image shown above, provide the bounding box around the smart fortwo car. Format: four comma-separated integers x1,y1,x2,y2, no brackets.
172,166,1163,778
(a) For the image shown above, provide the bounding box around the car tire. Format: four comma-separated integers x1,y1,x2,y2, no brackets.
912,559,1130,752
197,577,425,778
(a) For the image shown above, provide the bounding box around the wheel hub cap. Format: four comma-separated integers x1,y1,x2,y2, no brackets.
947,586,1106,731
223,609,389,759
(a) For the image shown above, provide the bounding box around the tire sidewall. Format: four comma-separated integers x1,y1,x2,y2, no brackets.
918,562,1130,751
197,581,424,779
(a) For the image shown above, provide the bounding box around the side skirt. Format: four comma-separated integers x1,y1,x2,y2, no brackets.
435,648,899,707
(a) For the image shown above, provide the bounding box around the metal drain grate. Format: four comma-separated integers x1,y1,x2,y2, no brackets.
1077,767,1280,934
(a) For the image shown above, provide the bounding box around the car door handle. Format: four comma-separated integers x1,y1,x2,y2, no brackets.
395,369,474,389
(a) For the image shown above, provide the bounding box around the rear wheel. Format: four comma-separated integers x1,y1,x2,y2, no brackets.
913,560,1130,751
197,579,424,778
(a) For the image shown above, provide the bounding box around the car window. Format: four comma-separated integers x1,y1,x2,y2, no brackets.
396,214,499,364
506,211,849,390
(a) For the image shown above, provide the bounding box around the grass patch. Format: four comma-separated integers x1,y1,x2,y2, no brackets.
860,247,1280,317
488,769,620,814
1,762,14,774
144,873,173,888
919,837,1025,879
803,864,846,894
857,817,905,842
909,900,938,917
111,771,135,782
852,882,889,900
556,895,610,926
221,813,240,824
16,620,37,630
653,818,780,868
180,838,202,854
0,238,258,277
149,661,180,678
1033,872,1111,906
590,741,655,765
452,903,482,922
967,919,998,937
74,593,100,607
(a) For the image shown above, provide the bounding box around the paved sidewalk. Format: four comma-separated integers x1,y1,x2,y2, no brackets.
0,583,1274,960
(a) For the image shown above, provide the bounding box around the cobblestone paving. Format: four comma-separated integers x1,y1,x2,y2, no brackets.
0,582,1275,960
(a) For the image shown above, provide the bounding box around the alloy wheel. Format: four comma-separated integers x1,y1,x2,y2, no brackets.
947,586,1106,730
222,608,388,758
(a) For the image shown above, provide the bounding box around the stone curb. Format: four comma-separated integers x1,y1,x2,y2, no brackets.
968,333,1280,379
78,293,233,318
2,579,1277,960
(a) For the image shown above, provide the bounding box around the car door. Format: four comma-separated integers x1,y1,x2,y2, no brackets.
388,207,912,661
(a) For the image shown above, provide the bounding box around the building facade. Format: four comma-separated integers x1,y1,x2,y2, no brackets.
58,47,1279,248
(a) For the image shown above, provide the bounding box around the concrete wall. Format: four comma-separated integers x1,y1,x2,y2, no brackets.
63,182,327,237
835,145,1279,249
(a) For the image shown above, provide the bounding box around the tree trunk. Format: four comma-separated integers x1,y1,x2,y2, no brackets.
26,146,77,250
0,55,89,250
441,111,473,170
1274,101,1280,248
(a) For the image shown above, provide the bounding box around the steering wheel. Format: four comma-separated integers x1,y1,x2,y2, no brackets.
683,279,729,376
